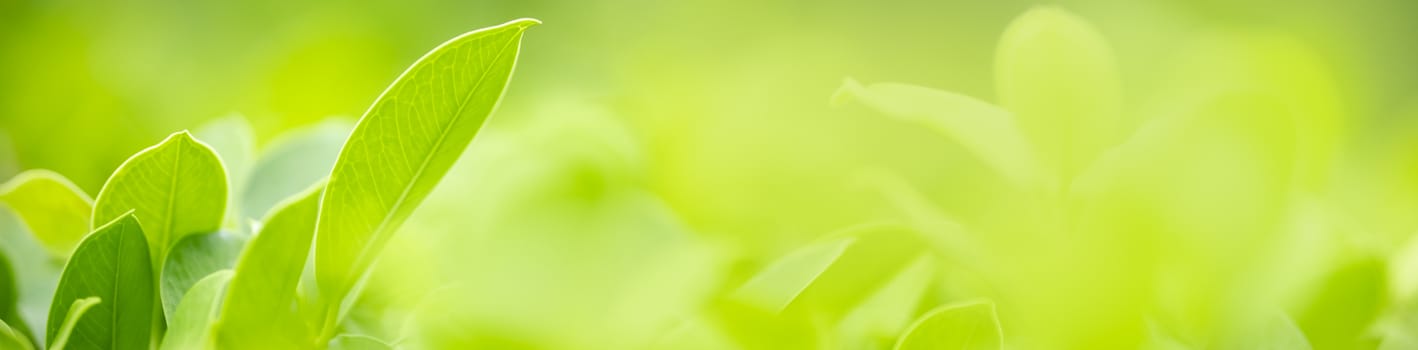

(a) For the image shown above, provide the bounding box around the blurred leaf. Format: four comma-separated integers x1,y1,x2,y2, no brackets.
241,119,351,222
1293,258,1384,350
92,131,228,267
194,115,255,226
0,169,93,258
835,79,1038,187
214,184,323,349
160,230,246,321
731,238,854,313
314,18,539,332
837,253,936,348
1214,312,1310,350
46,213,153,350
0,318,34,350
47,297,99,350
995,6,1122,179
329,334,395,350
0,249,34,348
893,300,1002,350
158,270,232,350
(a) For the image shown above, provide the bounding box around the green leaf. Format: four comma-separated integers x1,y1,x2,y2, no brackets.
46,214,154,350
834,79,1038,187
241,119,352,222
838,253,937,347
92,131,229,267
328,334,395,350
313,18,538,327
0,249,35,349
213,184,323,349
1214,312,1310,350
893,300,1002,350
995,6,1122,179
158,270,232,350
47,297,99,350
160,230,246,321
194,115,256,226
0,169,94,258
0,318,35,350
730,238,854,313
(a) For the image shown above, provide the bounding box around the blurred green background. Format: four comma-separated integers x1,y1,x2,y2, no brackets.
4,0,1418,348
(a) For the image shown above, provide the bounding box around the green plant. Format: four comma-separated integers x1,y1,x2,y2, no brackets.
0,18,537,349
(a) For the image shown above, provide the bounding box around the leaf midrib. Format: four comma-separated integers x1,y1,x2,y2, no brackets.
336,31,521,290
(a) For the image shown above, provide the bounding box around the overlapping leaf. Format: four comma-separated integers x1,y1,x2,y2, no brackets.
92,131,228,267
893,300,1002,350
158,270,232,350
213,184,323,349
46,214,153,350
160,231,246,320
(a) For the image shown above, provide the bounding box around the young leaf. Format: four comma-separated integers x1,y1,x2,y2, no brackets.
47,297,99,350
0,318,34,350
160,231,246,321
92,131,228,267
834,79,1038,187
893,300,1003,350
213,184,323,349
0,169,94,258
46,214,154,350
730,238,854,313
314,18,539,325
995,6,1122,179
241,119,352,222
158,270,232,350
194,115,256,226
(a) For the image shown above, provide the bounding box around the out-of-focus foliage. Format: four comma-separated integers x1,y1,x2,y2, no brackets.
3,0,1418,349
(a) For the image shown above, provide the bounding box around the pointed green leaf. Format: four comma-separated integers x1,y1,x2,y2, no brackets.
46,214,154,350
214,184,323,349
0,169,93,258
194,115,256,226
894,300,1002,350
731,238,854,313
47,297,99,350
0,318,35,350
835,79,1038,186
242,119,352,222
314,18,538,324
995,6,1122,179
160,231,246,321
93,131,228,267
159,270,232,350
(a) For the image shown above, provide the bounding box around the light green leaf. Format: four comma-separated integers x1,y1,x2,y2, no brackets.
160,230,246,321
194,114,256,226
834,79,1038,187
1214,312,1310,350
46,214,154,350
995,6,1122,179
241,118,352,222
47,297,99,350
731,238,854,313
214,184,323,350
159,270,232,350
313,18,538,328
0,251,34,349
893,300,1002,350
838,253,937,347
0,318,35,350
0,169,94,258
329,334,395,350
92,131,229,267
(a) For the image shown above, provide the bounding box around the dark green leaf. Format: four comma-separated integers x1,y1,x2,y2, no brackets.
46,213,154,350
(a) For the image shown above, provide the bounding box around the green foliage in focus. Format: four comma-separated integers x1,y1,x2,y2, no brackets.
46,214,152,350
47,297,99,350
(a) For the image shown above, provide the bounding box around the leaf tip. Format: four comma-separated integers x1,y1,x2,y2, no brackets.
504,18,542,30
